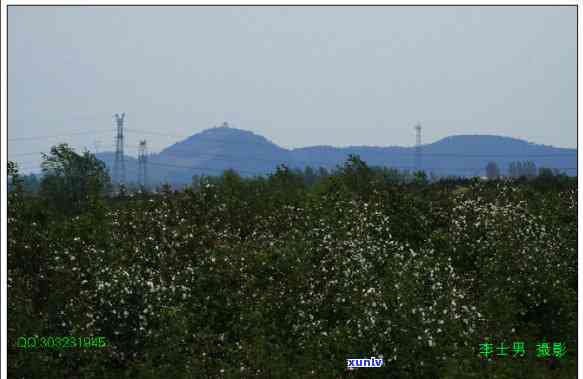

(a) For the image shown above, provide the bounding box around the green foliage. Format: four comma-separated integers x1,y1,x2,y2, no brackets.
338,154,375,195
8,161,23,194
39,143,111,215
8,156,577,378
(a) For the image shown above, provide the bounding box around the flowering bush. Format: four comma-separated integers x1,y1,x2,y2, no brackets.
8,171,577,378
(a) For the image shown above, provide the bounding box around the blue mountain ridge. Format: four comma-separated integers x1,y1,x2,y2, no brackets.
95,127,576,186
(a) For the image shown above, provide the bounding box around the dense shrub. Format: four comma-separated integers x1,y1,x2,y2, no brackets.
8,164,577,378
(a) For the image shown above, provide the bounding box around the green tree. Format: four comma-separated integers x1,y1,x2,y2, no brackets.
375,166,406,184
267,164,305,206
8,160,18,177
338,154,375,196
39,144,111,215
538,167,556,179
8,161,22,193
21,173,41,194
412,170,428,185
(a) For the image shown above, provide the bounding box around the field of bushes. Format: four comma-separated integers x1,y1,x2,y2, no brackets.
8,156,577,378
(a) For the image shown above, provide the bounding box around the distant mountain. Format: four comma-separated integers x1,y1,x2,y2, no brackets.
96,127,577,187
294,135,576,178
420,135,575,177
153,127,295,182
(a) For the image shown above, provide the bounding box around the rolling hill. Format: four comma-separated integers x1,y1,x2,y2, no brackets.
95,126,577,187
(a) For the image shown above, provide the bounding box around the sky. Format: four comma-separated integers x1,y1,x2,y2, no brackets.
8,5,577,173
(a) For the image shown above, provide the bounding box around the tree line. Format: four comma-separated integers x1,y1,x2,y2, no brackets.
8,143,577,378
9,144,572,203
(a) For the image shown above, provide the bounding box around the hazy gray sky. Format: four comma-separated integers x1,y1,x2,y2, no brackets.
8,6,576,172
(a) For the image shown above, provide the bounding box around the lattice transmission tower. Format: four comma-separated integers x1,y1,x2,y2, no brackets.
138,140,148,190
414,122,422,172
113,113,126,190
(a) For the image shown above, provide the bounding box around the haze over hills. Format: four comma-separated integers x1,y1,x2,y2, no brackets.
95,126,577,187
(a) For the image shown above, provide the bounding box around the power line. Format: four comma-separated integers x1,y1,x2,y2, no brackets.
10,128,577,157
125,128,189,138
10,138,578,162
7,127,577,177
8,129,112,141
